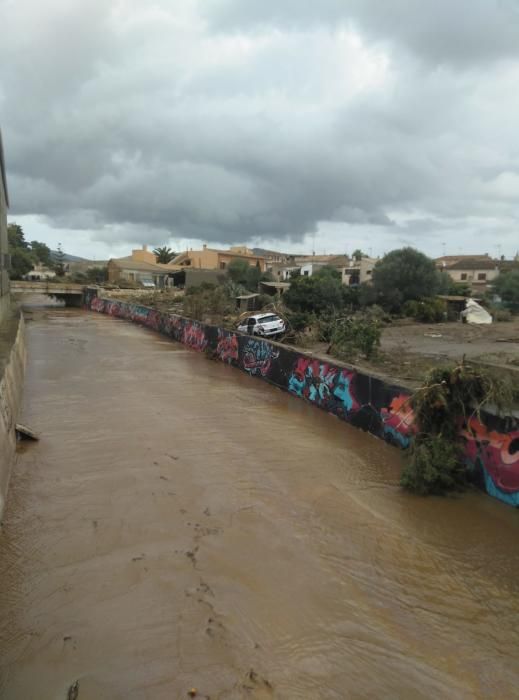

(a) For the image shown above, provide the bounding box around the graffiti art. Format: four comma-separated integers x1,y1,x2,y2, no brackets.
216,330,239,364
380,393,415,448
461,418,519,506
288,358,359,417
182,321,208,352
242,338,279,376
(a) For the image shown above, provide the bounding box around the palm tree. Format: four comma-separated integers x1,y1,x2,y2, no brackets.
153,246,176,264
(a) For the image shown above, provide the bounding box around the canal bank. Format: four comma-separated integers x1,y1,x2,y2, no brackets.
0,308,25,519
84,290,519,508
1,306,519,699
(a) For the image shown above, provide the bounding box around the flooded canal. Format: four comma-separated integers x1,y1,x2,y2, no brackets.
1,308,519,699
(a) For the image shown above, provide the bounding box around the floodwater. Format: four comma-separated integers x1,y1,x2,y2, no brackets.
1,308,519,700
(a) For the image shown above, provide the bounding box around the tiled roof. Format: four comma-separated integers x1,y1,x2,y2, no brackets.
109,258,178,273
445,258,497,270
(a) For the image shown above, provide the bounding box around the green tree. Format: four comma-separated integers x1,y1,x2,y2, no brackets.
372,247,439,312
7,223,28,249
86,266,108,283
54,243,66,277
285,267,344,314
153,246,176,264
351,249,366,261
227,259,250,285
7,223,33,279
494,270,519,312
10,248,34,279
227,259,265,292
29,240,52,266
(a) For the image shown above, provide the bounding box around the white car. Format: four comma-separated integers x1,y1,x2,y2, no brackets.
237,313,286,338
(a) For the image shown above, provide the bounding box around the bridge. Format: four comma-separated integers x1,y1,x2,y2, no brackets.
10,280,85,306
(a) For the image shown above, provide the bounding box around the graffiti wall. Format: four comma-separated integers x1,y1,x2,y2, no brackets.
84,290,519,508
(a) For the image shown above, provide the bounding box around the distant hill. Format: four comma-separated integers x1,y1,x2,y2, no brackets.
252,247,291,258
50,250,88,263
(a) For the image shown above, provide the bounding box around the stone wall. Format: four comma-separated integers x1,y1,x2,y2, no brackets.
0,312,26,519
84,289,519,508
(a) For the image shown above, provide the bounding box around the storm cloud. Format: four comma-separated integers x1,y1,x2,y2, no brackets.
1,0,518,256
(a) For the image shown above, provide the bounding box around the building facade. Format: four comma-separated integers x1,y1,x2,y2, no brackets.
172,245,266,272
438,256,499,293
341,257,378,286
0,129,10,324
107,246,177,287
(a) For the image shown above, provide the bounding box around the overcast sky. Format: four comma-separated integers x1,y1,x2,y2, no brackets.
1,0,518,260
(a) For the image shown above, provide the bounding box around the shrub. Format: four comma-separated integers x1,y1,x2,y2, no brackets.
403,298,446,323
329,316,381,360
183,284,232,320
400,436,466,495
400,362,518,496
492,308,513,322
285,310,311,332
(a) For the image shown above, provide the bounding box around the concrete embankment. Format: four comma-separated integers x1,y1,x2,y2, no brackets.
84,289,519,508
0,309,25,518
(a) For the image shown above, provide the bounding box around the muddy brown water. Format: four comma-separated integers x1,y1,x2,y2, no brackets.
1,308,519,699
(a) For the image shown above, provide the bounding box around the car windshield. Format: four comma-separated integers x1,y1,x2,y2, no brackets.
257,315,279,324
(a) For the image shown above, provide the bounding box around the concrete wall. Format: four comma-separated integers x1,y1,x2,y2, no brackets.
0,129,10,326
0,312,26,519
84,289,519,509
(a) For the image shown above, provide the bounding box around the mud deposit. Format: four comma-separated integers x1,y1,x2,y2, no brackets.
1,309,519,699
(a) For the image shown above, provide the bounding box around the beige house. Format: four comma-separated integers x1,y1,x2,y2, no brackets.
341,257,378,286
25,263,56,281
0,129,9,324
438,256,499,292
172,245,266,272
107,246,178,287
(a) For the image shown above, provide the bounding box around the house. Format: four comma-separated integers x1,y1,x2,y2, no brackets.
0,129,9,324
438,256,499,292
172,245,266,272
107,246,178,287
268,262,301,281
259,280,291,296
253,248,295,265
341,256,378,286
24,263,56,281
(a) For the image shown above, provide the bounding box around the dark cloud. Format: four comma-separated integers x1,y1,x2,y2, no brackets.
0,0,517,256
207,0,519,66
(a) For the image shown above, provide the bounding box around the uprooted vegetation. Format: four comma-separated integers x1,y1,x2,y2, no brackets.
400,362,519,496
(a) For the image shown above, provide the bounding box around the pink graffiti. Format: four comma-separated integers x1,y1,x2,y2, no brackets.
216,331,239,363
182,322,207,351
380,393,416,445
461,418,519,493
91,297,105,313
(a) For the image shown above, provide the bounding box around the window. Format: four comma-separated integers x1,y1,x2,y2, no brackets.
477,273,486,281
258,315,278,323
366,270,372,275
220,261,226,269
460,273,467,281
303,270,309,276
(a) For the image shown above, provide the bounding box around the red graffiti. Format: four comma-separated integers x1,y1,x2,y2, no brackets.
182,322,207,351
216,331,239,363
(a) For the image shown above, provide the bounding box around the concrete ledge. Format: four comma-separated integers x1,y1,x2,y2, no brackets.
0,309,26,519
